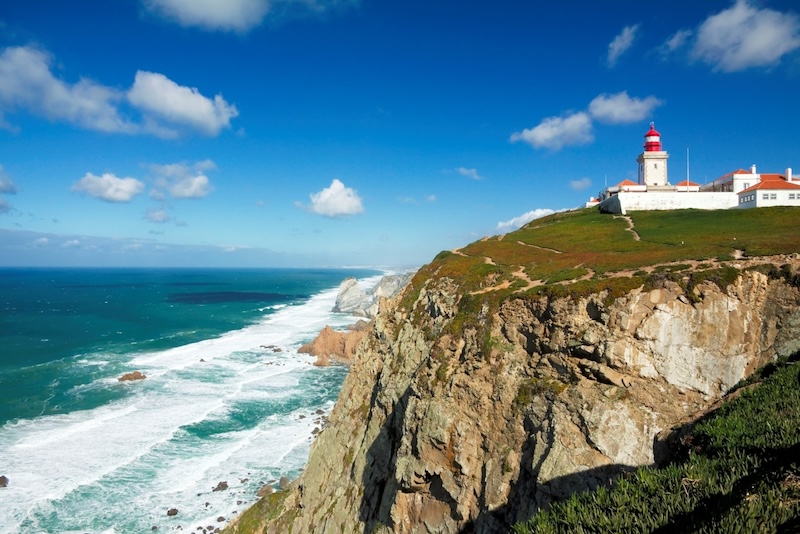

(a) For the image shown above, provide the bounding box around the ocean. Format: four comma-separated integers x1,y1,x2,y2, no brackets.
0,267,383,533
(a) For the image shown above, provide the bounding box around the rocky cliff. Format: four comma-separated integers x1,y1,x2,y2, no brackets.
228,256,800,533
226,208,800,533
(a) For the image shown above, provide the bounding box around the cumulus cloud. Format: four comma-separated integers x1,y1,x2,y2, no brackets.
128,71,238,137
149,160,215,199
456,167,483,180
61,239,80,248
0,45,237,137
691,0,800,72
588,91,663,124
304,179,364,217
510,112,593,151
0,46,136,133
496,209,557,232
71,172,145,203
145,0,271,32
33,237,49,246
512,90,664,151
144,0,358,32
608,24,639,67
569,178,592,191
426,194,437,202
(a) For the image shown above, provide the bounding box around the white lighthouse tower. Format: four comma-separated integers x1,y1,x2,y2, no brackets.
637,122,669,187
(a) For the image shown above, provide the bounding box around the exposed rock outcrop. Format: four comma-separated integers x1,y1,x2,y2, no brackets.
332,273,413,318
228,263,800,534
118,371,146,382
298,321,370,365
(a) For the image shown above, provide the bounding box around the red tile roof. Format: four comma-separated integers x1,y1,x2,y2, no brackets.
615,179,639,187
739,176,800,195
675,180,700,187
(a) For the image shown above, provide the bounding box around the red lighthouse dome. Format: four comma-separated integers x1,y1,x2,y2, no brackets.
643,122,662,152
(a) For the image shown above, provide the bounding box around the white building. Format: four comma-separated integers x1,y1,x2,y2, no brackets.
597,124,799,214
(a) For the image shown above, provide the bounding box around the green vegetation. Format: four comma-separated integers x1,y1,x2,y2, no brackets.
513,377,568,406
512,357,800,533
398,207,800,332
225,490,293,534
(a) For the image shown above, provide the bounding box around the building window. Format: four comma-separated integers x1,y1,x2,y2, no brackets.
744,183,750,189
790,193,796,200
763,193,769,200
771,193,777,200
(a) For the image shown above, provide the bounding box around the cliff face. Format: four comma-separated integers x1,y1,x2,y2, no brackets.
231,262,800,533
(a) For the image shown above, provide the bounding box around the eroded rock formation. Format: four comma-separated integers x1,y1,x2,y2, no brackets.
228,263,800,534
298,321,371,365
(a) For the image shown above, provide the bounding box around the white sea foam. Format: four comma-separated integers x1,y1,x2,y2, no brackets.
0,273,385,533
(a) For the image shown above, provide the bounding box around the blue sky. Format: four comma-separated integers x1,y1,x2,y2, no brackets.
1,0,799,268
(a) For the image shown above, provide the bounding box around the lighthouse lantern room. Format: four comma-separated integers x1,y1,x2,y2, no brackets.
637,122,669,187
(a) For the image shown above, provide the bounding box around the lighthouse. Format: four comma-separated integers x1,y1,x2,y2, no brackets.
637,122,669,187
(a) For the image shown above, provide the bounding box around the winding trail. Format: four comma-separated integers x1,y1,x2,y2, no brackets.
614,215,641,241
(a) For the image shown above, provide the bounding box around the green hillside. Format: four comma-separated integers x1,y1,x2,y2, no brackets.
402,207,800,310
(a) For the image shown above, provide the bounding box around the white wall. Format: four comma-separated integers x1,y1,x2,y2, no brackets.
753,190,800,208
599,191,738,214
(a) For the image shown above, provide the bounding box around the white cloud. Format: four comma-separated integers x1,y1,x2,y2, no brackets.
146,207,171,223
145,0,271,32
144,0,358,32
510,112,593,151
149,160,215,199
0,46,136,133
0,45,238,137
497,209,556,232
691,0,800,72
305,178,364,217
61,239,80,248
608,24,639,67
169,174,211,198
660,29,693,57
569,178,592,191
426,194,437,202
588,91,663,124
128,71,238,136
0,198,10,214
71,172,145,203
33,237,49,246
456,167,483,180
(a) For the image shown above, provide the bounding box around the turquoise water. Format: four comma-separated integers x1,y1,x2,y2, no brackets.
0,267,380,533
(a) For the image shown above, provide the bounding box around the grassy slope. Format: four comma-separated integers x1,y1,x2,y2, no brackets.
512,357,800,533
401,207,800,312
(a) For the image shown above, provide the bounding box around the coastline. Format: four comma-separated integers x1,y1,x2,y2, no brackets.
1,270,386,533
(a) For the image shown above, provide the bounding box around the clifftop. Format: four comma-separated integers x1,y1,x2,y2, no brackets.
227,207,800,533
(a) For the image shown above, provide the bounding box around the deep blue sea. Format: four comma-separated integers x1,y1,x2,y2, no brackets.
0,267,382,533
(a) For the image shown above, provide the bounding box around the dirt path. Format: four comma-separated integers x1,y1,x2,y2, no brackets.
614,215,640,241
516,241,563,254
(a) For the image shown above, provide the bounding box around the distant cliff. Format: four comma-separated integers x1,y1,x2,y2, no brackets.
225,208,800,533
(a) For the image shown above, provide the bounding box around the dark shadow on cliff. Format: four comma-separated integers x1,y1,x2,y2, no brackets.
357,378,413,534
355,382,641,534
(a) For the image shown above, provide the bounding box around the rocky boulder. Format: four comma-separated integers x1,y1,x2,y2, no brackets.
118,371,146,382
298,324,368,366
331,278,368,315
332,273,413,318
